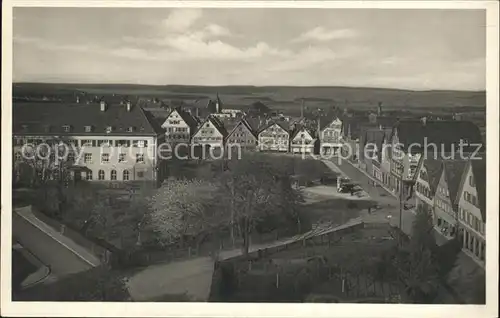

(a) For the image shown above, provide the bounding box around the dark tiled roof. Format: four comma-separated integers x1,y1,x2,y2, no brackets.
175,108,199,132
193,115,228,138
443,160,469,206
13,101,162,136
318,116,341,131
423,158,445,193
226,118,258,140
290,124,315,140
392,120,483,153
257,120,290,134
470,158,486,220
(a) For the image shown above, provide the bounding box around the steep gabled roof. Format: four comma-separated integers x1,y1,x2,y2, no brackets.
257,120,290,135
13,101,161,136
192,115,228,138
423,158,446,193
470,158,486,220
290,124,315,140
443,160,469,206
226,118,258,140
319,116,342,131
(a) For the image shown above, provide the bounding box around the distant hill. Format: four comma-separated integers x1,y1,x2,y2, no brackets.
12,83,486,110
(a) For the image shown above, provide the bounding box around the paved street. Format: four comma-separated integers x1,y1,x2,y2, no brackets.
12,212,94,280
322,157,449,245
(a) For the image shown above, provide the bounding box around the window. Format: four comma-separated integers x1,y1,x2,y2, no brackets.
127,126,135,132
137,171,144,178
101,153,110,164
123,170,130,181
469,175,475,187
97,140,113,147
111,170,117,181
472,195,477,206
84,153,92,164
98,170,105,180
67,153,75,163
62,125,71,132
81,140,95,147
117,140,130,147
119,153,126,163
14,152,22,161
136,154,144,163
86,170,93,181
84,126,93,132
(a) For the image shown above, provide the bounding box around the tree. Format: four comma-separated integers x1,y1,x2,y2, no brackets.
395,209,440,303
147,179,224,248
217,155,303,256
14,138,73,217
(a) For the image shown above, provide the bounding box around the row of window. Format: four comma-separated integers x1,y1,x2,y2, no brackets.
260,133,289,139
462,229,485,261
415,182,433,200
83,153,145,164
437,185,450,197
192,137,223,142
166,127,188,132
86,169,140,181
20,124,140,133
463,191,479,207
15,138,149,148
166,134,190,140
436,198,453,214
459,207,485,235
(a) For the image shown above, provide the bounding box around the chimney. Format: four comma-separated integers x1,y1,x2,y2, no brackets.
301,99,305,118
126,100,132,112
377,102,382,116
421,116,427,126
100,100,107,112
196,107,199,118
76,96,80,104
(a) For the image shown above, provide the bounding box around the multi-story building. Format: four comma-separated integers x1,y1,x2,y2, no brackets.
13,99,166,187
433,160,468,240
318,117,343,156
456,158,486,265
191,115,228,158
160,108,198,144
388,119,483,195
257,121,290,152
160,108,199,158
225,118,258,152
290,125,315,154
414,158,444,222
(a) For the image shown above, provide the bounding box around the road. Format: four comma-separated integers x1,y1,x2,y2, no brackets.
323,157,448,245
12,213,93,280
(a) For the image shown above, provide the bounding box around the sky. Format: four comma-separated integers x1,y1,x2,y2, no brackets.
13,8,486,91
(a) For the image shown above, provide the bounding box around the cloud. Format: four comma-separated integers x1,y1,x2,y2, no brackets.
293,27,358,42
160,9,203,32
203,24,231,37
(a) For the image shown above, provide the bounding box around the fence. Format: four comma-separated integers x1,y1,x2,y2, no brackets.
29,207,116,264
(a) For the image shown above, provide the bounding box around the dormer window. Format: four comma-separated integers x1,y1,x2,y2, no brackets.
84,125,93,132
21,124,29,132
62,125,71,132
127,126,135,132
43,124,52,133
105,126,113,133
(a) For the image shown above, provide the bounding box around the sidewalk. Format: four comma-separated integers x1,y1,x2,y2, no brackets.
15,206,101,267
